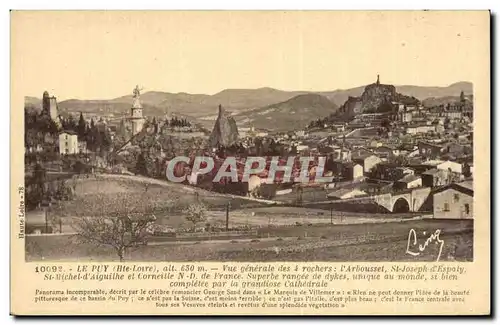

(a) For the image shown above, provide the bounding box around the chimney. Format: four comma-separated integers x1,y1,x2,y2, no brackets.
218,104,223,115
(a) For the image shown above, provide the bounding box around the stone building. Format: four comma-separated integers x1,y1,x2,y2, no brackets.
59,130,78,155
432,181,473,219
42,90,59,121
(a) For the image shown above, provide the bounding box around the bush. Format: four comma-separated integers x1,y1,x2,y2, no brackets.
250,239,260,243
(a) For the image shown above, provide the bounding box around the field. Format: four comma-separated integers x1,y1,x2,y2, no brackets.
49,174,272,218
29,174,473,262
45,175,428,232
26,219,473,262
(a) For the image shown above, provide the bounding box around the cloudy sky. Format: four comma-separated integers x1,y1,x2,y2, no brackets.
12,11,489,100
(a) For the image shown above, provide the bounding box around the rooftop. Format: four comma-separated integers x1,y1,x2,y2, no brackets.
397,174,421,183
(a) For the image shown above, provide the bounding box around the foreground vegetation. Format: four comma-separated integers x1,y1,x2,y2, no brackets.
26,219,473,262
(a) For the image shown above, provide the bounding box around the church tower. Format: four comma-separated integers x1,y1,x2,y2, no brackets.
376,74,380,85
130,85,145,135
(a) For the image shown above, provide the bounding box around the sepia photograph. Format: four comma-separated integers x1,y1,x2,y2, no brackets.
19,11,478,264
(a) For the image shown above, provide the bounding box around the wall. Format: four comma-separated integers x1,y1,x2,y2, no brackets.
49,97,58,120
410,187,431,211
437,161,463,174
353,164,364,179
433,188,473,219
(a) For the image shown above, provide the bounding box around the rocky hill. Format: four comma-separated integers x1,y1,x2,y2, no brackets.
320,81,473,106
208,105,239,147
336,78,420,119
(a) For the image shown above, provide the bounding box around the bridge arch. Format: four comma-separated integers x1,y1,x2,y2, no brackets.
392,197,410,213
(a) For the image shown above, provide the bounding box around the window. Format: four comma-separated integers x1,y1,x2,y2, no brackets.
454,193,460,202
464,204,470,215
443,203,450,212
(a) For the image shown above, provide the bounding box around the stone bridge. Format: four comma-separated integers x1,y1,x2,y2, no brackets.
371,187,432,212
304,187,432,213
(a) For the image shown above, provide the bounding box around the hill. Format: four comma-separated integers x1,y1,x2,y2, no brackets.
25,81,473,125
422,94,473,108
111,91,212,117
24,96,43,114
396,81,473,100
56,99,161,118
233,93,338,131
207,87,308,112
319,81,473,106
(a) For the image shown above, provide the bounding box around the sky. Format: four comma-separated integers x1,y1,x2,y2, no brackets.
11,11,489,101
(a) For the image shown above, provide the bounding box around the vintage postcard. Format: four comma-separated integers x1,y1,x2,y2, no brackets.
10,10,490,315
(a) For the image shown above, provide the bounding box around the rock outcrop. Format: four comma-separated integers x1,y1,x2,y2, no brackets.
209,105,239,147
337,76,420,119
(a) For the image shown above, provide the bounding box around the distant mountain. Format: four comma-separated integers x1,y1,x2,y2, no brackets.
233,93,338,131
25,96,42,107
396,81,473,100
422,94,473,108
206,87,308,111
25,81,473,129
111,91,212,117
319,86,367,107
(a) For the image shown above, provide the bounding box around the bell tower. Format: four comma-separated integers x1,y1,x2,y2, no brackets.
130,85,145,135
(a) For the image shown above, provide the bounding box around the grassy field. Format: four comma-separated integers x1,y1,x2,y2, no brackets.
51,174,272,219
52,175,425,232
49,174,433,230
26,219,473,262
33,174,473,262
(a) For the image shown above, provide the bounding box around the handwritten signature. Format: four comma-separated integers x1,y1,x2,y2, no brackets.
406,229,444,262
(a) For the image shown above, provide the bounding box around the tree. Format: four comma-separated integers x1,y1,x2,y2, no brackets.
463,162,472,178
135,152,149,176
73,214,156,261
460,90,466,103
66,114,77,131
70,185,168,261
390,155,410,167
381,118,391,132
77,112,86,139
183,202,207,231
